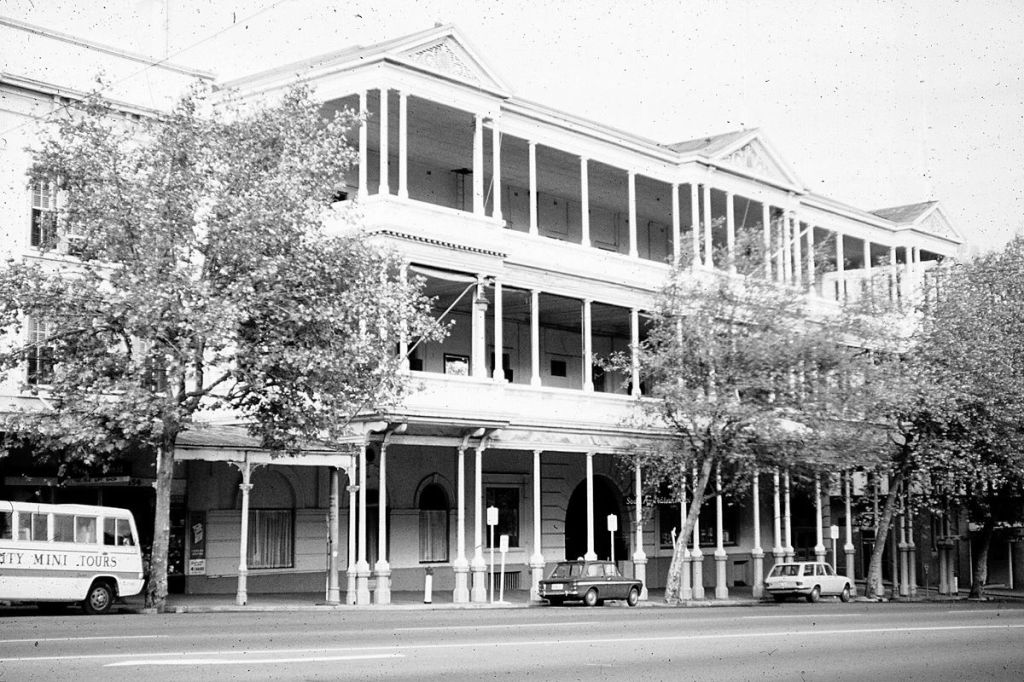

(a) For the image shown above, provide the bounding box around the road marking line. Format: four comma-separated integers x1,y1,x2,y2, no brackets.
741,610,860,614
106,653,404,667
4,623,1024,664
1,635,169,644
396,621,599,631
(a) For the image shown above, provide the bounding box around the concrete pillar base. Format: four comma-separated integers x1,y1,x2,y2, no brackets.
632,553,648,601
453,561,470,603
355,562,371,605
752,549,765,599
714,551,729,599
470,560,487,603
373,564,391,605
691,554,705,600
530,556,546,603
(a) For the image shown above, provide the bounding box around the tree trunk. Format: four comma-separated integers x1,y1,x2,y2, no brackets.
663,456,715,603
969,515,995,599
146,432,177,612
865,468,905,600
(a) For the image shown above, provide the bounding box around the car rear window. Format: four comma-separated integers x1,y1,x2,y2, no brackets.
770,564,800,577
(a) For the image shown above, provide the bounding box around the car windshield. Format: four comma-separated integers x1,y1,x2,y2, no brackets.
769,564,801,577
549,563,583,579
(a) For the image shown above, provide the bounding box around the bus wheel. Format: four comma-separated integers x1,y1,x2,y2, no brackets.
83,581,114,615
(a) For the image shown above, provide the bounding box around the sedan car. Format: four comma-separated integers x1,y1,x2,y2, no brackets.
764,561,853,603
538,560,642,607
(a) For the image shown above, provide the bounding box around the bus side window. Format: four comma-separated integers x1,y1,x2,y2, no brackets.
54,514,75,542
75,516,97,543
103,517,115,545
117,518,135,546
0,511,11,540
31,513,48,541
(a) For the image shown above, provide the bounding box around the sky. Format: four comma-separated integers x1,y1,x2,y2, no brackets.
5,0,1024,255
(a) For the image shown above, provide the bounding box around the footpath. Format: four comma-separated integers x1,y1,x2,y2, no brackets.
117,582,1024,615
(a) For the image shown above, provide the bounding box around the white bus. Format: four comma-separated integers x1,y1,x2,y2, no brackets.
0,500,145,614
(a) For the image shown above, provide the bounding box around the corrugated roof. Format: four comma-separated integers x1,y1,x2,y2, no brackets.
870,201,937,225
176,424,340,453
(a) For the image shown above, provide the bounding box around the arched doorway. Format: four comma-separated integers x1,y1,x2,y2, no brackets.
564,476,628,562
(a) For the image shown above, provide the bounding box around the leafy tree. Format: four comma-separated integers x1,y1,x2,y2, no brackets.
0,86,441,611
910,237,1024,598
626,235,887,603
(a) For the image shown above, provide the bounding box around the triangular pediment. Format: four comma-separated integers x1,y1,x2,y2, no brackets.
717,137,794,185
393,28,508,93
916,207,961,241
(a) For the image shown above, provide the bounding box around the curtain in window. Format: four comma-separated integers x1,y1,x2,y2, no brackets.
247,509,293,569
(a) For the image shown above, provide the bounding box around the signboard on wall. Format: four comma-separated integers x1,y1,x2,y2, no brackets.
187,511,206,576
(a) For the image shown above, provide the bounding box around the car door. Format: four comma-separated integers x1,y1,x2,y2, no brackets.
603,563,626,598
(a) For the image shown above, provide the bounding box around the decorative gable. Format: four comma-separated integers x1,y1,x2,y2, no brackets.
401,37,486,87
917,210,958,240
720,138,790,184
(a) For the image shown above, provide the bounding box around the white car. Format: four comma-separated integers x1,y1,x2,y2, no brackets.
764,561,853,603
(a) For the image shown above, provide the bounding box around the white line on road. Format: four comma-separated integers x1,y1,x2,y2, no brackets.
4,623,1024,664
106,653,404,667
741,610,860,614
396,621,599,631
1,635,169,644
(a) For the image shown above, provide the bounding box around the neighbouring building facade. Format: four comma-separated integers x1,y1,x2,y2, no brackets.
4,18,1000,606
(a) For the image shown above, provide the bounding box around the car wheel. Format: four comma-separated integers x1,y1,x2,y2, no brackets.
806,586,821,604
583,588,599,607
772,594,786,603
840,585,851,603
83,581,114,615
626,587,640,607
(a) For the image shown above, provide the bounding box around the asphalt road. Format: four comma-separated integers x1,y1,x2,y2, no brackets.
2,601,1023,681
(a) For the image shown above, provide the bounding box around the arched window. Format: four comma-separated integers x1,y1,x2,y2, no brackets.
418,483,449,563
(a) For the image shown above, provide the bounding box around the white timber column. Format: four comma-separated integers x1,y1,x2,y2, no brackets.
725,190,736,273
399,261,410,371
235,459,253,606
628,171,638,258
530,289,541,386
751,471,765,599
472,277,488,378
671,182,681,265
781,213,792,284
680,476,692,600
582,299,593,391
345,464,357,604
889,245,898,303
528,142,538,235
774,211,785,283
492,280,504,381
835,232,846,302
772,468,784,564
358,90,368,199
691,466,705,599
471,442,488,602
863,239,873,298
702,181,713,268
633,461,648,600
491,119,502,221
374,438,392,604
792,213,803,288
397,90,408,199
938,514,950,594
814,474,826,562
529,450,545,602
806,222,816,291
355,444,371,605
580,157,590,247
714,465,729,599
472,114,484,215
898,485,910,597
630,308,641,397
327,467,341,604
585,452,597,561
453,442,470,603
908,494,918,598
690,183,701,266
844,471,856,593
762,201,772,280
378,87,389,195
783,469,794,560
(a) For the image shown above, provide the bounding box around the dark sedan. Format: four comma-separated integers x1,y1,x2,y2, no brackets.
538,560,642,606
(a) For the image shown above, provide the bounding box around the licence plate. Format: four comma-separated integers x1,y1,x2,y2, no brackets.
549,583,564,591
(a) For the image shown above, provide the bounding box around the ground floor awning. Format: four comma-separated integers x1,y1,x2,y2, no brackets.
175,424,354,470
